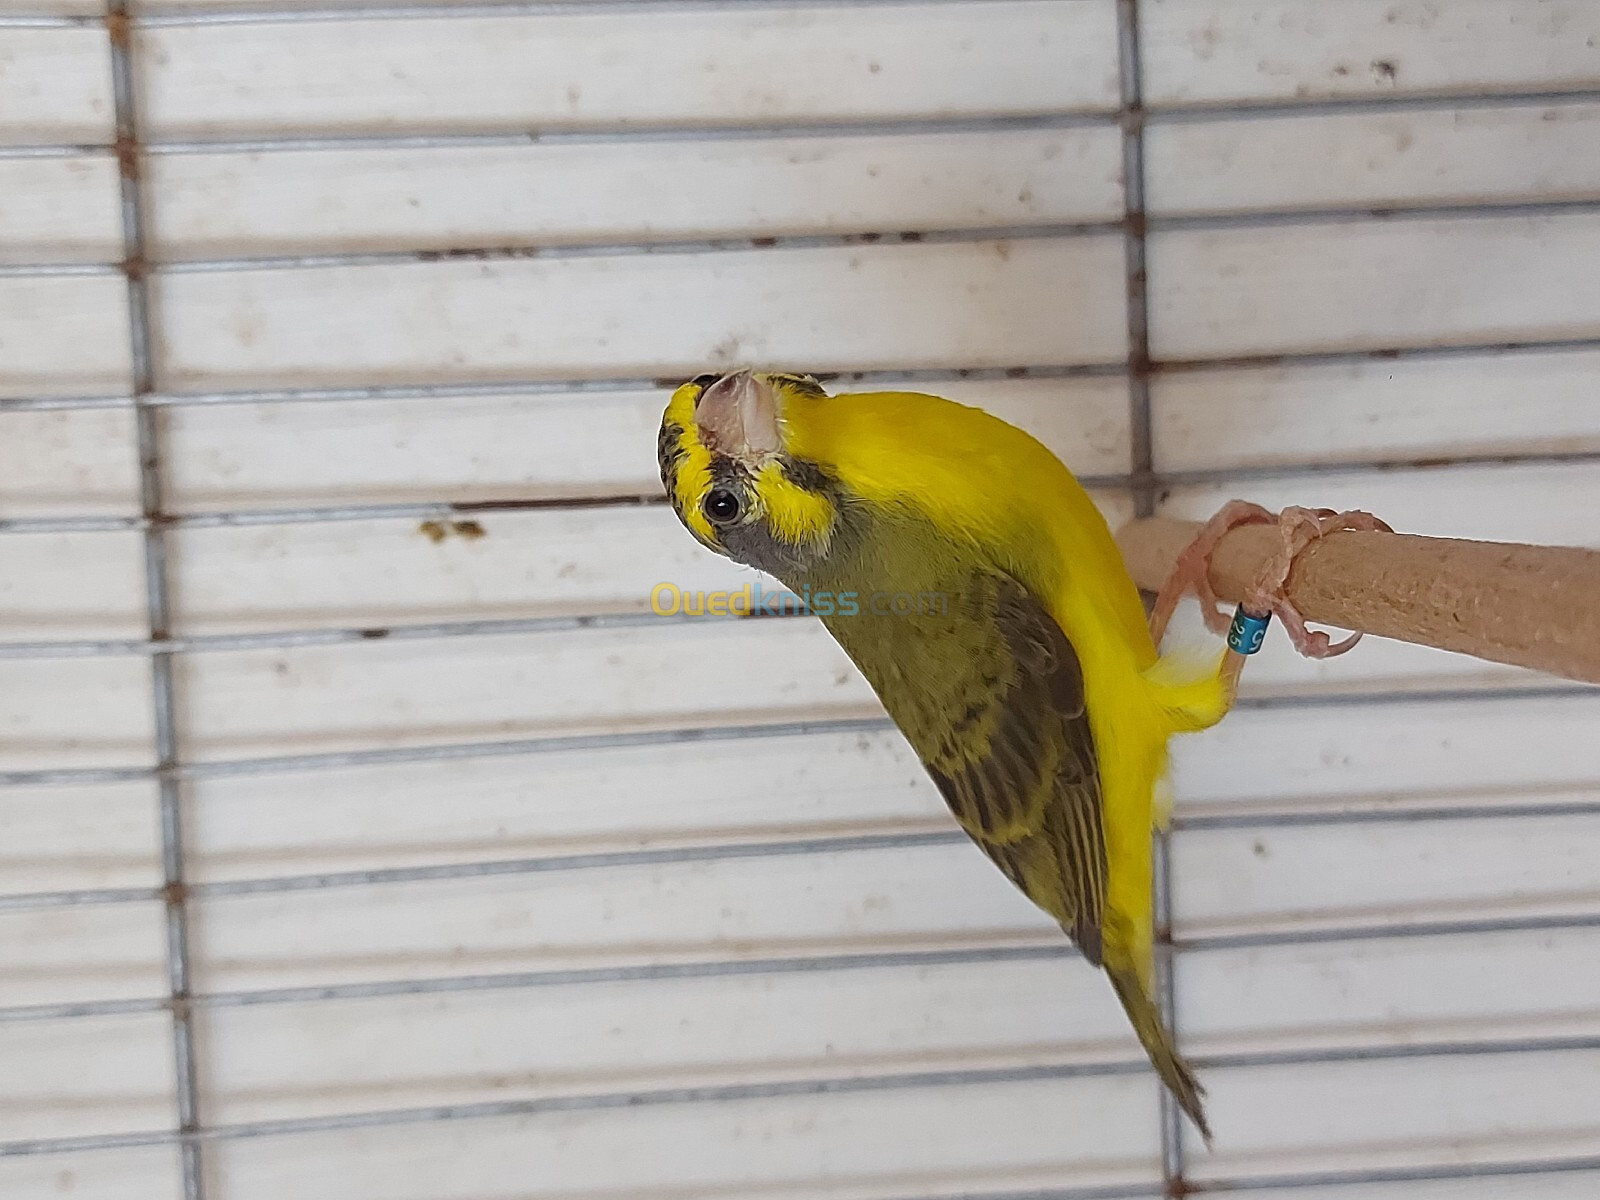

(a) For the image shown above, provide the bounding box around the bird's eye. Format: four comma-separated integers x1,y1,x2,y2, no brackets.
703,488,743,526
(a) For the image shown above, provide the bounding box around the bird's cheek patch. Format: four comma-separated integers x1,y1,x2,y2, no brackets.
756,462,834,549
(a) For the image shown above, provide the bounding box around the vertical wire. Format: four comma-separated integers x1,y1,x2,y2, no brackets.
1115,0,1188,1191
105,8,207,1199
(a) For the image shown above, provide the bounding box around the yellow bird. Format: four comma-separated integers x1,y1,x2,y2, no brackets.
657,369,1233,1138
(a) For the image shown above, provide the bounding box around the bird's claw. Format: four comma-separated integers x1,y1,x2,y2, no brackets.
1150,501,1392,659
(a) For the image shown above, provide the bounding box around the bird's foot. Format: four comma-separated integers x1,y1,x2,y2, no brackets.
1149,500,1272,647
1150,501,1392,659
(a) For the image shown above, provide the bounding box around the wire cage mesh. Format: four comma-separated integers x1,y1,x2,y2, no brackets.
2,1,1600,1198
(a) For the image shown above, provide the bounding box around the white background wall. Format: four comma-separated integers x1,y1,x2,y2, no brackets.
2,1,1600,1198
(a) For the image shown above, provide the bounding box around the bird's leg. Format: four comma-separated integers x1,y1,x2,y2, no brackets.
1147,500,1277,647
1150,501,1393,662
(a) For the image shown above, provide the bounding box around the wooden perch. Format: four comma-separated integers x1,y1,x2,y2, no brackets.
1116,516,1600,686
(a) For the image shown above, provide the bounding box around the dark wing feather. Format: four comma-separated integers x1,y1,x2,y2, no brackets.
831,572,1108,962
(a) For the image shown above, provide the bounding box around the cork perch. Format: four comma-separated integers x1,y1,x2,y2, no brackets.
1116,515,1600,686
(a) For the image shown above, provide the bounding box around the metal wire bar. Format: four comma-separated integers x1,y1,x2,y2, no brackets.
6,778,1600,914
0,1031,1597,1161
0,15,105,29
131,0,1087,27
1113,0,1191,1187
8,566,1594,657
1189,1155,1600,1196
14,334,1600,417
10,198,1600,281
0,610,685,660
9,436,1600,543
105,221,1122,274
103,6,208,1197
5,903,1600,1031
2,681,1591,791
2,85,1599,161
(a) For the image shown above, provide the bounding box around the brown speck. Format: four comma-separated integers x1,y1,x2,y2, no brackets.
419,519,449,543
750,236,778,248
452,519,486,540
867,60,882,73
233,311,261,348
113,135,140,181
1332,64,1350,76
1372,59,1398,82
105,11,131,49
900,231,925,243
1252,839,1268,858
359,628,391,640
1017,185,1034,204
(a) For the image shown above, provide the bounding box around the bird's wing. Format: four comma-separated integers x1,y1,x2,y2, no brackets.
831,572,1108,962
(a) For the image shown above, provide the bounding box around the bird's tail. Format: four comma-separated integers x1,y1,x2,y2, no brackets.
1108,965,1212,1145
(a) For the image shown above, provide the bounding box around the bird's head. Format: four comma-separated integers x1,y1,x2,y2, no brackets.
657,369,841,576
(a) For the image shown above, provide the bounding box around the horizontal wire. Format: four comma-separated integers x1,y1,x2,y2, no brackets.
9,198,1600,281
7,783,1600,912
1179,910,1600,952
1191,1154,1600,1196
3,113,1114,162
0,714,896,788
146,112,1110,154
137,221,1117,276
7,898,1600,1031
10,335,1600,416
0,946,1073,1025
0,489,667,536
0,0,1023,27
0,608,683,659
1,88,1598,163
0,1031,1596,1159
0,261,117,278
4,439,1600,544
0,362,1124,417
0,362,1124,414
133,0,1064,28
0,15,104,29
3,681,1594,790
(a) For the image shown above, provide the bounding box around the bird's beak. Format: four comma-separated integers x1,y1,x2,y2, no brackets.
696,370,782,459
